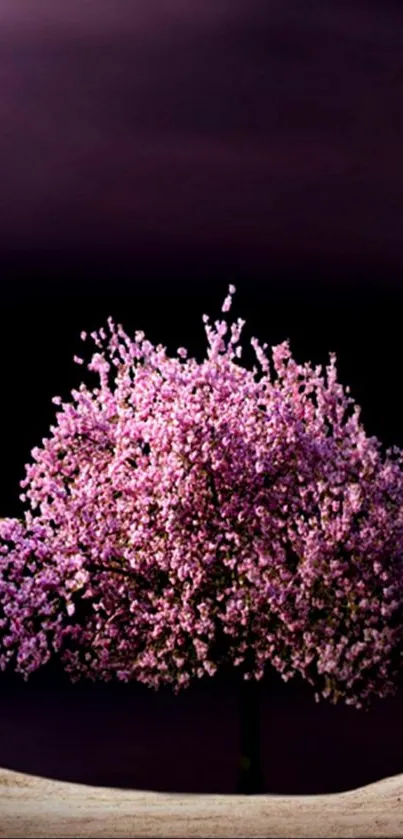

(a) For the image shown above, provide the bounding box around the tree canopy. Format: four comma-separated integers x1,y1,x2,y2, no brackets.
1,286,402,709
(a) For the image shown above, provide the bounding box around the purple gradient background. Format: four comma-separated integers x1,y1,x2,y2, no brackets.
0,1,403,797
0,0,402,275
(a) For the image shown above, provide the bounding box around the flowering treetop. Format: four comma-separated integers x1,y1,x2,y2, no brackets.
0,285,402,709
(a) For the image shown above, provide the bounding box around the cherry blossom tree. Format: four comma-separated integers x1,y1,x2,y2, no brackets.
1,285,402,793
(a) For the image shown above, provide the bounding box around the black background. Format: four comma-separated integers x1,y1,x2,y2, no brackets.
0,0,402,795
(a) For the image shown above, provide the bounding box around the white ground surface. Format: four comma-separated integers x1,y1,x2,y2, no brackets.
0,768,402,838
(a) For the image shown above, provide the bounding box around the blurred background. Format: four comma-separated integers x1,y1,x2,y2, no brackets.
0,0,402,794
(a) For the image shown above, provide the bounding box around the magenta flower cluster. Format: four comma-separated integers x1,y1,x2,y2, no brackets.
1,286,402,708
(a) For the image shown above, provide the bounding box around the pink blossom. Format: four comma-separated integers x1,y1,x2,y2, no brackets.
0,286,402,708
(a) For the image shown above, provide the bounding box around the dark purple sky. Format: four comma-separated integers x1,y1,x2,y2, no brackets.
1,0,402,280
1,5,403,793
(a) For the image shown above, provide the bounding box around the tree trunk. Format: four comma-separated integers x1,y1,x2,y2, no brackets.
236,675,265,794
